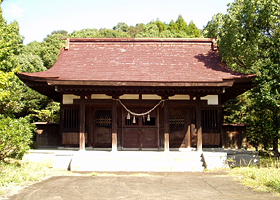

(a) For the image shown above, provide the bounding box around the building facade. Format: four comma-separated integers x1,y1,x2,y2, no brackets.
18,38,255,151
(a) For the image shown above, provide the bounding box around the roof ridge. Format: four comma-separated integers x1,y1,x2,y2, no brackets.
60,37,215,43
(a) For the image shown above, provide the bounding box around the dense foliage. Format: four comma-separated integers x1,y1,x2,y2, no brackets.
67,15,201,38
203,0,280,153
0,4,58,160
0,116,35,160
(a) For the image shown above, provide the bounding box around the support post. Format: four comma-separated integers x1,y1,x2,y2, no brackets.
79,94,86,151
59,94,63,146
88,106,94,147
164,98,170,152
112,98,118,151
196,96,202,151
186,109,191,148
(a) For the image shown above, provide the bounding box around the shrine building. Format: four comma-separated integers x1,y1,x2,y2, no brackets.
17,38,255,158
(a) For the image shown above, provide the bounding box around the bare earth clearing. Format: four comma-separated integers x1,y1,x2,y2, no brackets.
3,170,280,200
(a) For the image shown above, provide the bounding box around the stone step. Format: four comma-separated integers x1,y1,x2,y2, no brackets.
23,149,260,171
70,151,204,172
202,152,228,169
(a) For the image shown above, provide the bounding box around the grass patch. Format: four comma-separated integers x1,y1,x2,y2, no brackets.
0,160,56,198
260,156,280,168
0,161,51,186
229,156,280,194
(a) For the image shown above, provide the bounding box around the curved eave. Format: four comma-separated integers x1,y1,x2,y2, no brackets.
47,79,235,87
17,72,255,103
221,75,256,104
222,74,256,83
17,72,59,81
16,73,60,102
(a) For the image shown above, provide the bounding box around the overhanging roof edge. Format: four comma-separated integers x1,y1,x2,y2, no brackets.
47,80,234,87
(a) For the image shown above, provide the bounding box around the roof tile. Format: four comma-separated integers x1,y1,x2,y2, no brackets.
21,38,253,84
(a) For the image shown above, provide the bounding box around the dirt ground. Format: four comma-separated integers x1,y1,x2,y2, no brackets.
5,171,280,200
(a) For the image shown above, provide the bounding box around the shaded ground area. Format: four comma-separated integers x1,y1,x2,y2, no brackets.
8,172,279,200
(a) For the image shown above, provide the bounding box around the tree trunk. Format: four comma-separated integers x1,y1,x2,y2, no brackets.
272,111,279,157
273,134,279,157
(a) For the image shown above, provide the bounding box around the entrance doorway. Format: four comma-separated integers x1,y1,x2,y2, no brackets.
122,108,159,149
93,110,112,148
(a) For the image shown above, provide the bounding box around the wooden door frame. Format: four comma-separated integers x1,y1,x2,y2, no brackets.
121,106,160,150
91,107,112,148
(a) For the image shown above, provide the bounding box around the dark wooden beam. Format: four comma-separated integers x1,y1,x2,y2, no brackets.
55,85,225,96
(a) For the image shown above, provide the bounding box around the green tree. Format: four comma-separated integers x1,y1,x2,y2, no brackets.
69,28,99,38
0,70,13,102
159,30,176,38
40,32,66,69
99,28,130,38
18,54,46,73
113,22,129,32
24,41,42,56
0,40,53,119
0,69,50,119
0,2,38,160
151,19,167,33
213,0,280,153
167,15,201,38
31,101,60,123
0,116,35,160
128,23,145,37
188,21,201,37
167,20,179,32
51,30,68,36
175,15,190,34
0,7,23,72
136,24,159,37
202,13,225,38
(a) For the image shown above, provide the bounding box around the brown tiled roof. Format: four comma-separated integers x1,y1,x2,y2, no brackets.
19,38,254,86
17,38,256,102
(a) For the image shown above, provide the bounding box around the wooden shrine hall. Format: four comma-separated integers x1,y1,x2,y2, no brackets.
18,38,255,153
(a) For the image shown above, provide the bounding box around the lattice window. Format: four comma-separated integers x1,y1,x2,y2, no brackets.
63,108,79,129
170,117,185,127
202,109,218,130
96,111,112,128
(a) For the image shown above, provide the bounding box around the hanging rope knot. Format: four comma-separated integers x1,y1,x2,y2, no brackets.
116,99,165,122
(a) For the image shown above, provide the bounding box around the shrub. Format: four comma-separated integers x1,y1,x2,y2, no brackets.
0,115,35,161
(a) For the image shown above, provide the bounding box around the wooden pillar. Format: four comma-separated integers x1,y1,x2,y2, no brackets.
218,107,224,148
185,109,191,148
87,106,94,147
59,94,64,146
196,96,202,151
164,98,170,152
86,96,93,147
79,94,86,151
112,98,118,151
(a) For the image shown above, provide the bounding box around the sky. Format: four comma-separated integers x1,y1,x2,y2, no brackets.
2,0,233,44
